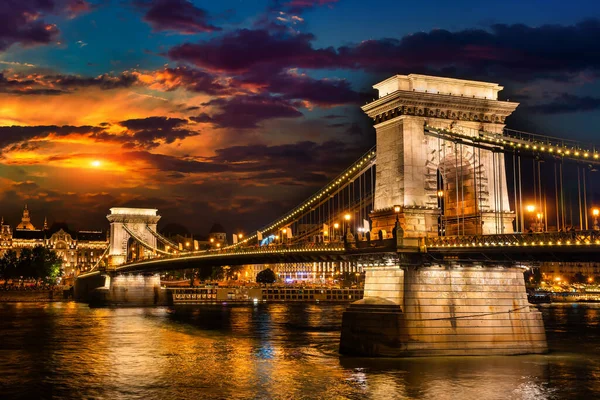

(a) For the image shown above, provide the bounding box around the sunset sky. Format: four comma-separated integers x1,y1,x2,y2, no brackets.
1,0,600,235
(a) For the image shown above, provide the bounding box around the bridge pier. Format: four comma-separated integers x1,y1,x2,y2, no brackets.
340,263,547,357
75,272,170,306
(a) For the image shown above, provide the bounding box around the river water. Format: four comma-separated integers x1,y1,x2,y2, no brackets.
0,302,598,399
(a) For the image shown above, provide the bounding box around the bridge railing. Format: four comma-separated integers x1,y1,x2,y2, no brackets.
123,241,347,265
426,230,600,248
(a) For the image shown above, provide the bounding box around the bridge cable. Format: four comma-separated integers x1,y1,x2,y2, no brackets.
513,153,518,232
478,146,483,234
539,160,545,232
518,155,524,232
554,163,560,232
560,161,565,229
454,141,459,235
122,224,171,256
492,149,497,233
460,142,465,236
89,246,109,272
583,167,588,230
578,165,583,229
499,150,504,234
145,225,179,250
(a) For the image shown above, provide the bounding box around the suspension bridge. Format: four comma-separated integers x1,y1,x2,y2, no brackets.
76,74,600,357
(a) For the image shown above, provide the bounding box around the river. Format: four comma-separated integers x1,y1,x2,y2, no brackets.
0,302,598,399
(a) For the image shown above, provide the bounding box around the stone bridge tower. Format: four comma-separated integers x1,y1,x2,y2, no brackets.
362,74,518,237
106,208,161,267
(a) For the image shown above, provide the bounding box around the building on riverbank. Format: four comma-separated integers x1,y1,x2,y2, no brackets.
0,206,109,278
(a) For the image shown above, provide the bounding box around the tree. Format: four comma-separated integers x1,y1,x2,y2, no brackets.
0,250,17,286
17,248,33,281
256,268,277,284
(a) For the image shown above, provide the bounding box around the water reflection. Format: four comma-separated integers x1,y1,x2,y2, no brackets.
0,302,598,399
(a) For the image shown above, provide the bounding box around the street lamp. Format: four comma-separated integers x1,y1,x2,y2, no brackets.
344,214,351,238
394,205,401,222
536,212,544,232
526,204,538,232
333,222,339,242
592,208,599,230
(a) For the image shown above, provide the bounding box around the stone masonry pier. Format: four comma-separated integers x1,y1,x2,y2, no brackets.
340,264,547,356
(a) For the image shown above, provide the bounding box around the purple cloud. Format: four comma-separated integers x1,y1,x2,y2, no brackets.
136,0,221,34
0,0,90,51
168,29,336,72
192,94,303,129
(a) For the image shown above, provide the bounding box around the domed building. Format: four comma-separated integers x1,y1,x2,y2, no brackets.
15,204,35,230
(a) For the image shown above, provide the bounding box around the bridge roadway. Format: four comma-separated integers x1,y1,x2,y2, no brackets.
79,230,600,277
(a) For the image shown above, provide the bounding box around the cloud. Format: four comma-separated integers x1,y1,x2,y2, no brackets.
192,94,303,129
0,0,90,51
0,71,139,95
0,125,102,149
335,20,600,82
0,116,200,153
168,29,337,72
211,140,361,179
282,0,338,13
126,151,231,173
140,66,228,95
526,93,600,114
168,20,600,85
116,116,199,148
254,70,359,106
136,0,221,34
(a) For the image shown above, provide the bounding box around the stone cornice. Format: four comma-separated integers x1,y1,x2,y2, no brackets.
107,215,161,224
362,90,518,124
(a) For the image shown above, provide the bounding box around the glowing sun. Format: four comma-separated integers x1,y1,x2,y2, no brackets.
91,160,102,167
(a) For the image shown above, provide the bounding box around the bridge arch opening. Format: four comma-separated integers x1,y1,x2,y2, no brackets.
432,141,490,236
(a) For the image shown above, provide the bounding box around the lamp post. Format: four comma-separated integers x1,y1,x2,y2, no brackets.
536,213,544,232
592,208,599,231
344,213,351,239
282,228,287,244
333,222,339,242
526,204,536,232
437,191,444,235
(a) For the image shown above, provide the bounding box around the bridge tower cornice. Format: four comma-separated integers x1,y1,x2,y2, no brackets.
106,215,161,224
362,91,519,126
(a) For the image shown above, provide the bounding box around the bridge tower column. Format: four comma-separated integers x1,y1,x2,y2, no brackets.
106,208,161,267
362,74,518,237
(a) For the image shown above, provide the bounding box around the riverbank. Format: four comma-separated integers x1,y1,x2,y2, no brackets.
0,289,67,302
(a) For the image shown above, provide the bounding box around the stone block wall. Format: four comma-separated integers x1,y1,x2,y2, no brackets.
340,264,547,357
89,274,170,306
401,265,547,356
364,266,404,304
